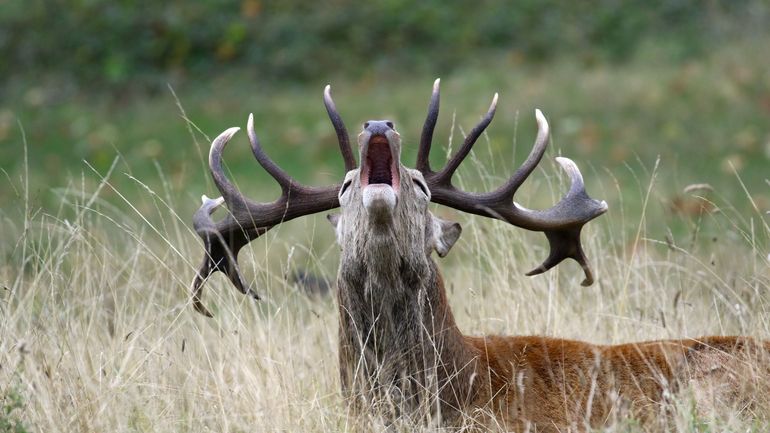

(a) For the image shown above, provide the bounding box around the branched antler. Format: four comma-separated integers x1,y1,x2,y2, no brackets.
417,79,607,286
191,87,354,316
191,81,606,318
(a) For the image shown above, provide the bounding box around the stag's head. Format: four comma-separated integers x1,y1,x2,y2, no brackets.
329,118,461,268
190,79,607,316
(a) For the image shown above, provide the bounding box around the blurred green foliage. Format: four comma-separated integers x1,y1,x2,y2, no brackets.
2,0,768,89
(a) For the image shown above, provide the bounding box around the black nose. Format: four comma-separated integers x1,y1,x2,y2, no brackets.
363,120,395,135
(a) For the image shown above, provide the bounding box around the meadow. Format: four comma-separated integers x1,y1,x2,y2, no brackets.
2,36,770,431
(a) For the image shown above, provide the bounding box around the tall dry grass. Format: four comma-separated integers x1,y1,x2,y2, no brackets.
2,120,770,432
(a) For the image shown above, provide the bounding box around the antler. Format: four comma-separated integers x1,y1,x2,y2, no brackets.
417,79,608,286
191,86,355,316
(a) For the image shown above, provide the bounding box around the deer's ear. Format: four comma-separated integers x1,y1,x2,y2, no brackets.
327,213,340,228
327,213,345,246
432,216,462,258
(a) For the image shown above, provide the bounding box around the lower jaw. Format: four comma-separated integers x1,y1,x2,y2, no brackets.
367,213,394,232
364,202,396,227
363,182,396,202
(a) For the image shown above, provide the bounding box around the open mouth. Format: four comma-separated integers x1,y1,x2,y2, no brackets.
361,135,400,190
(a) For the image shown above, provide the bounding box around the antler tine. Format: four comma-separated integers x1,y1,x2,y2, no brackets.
247,113,295,192
191,195,225,317
490,108,549,201
555,156,589,200
209,127,255,209
434,93,498,185
324,85,357,171
416,78,441,173
525,227,595,286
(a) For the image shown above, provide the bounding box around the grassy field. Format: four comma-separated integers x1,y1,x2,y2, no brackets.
2,38,770,431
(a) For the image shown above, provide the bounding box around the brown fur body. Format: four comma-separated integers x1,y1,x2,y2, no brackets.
467,331,768,431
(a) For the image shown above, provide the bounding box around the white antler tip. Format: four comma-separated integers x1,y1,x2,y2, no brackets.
486,93,499,112
200,195,225,208
554,156,575,169
555,156,583,183
535,109,549,134
433,78,441,90
209,127,241,164
324,84,331,94
220,127,241,141
247,113,258,142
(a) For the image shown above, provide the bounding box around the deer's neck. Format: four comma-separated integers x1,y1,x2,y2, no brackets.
336,238,479,418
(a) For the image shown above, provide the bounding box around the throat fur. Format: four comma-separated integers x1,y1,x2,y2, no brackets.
336,251,478,422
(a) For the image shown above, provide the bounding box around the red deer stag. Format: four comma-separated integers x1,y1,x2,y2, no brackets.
190,81,769,431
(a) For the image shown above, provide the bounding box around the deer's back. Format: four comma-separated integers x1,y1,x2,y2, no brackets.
465,335,770,431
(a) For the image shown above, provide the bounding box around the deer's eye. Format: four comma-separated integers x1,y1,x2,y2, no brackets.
412,178,429,197
340,180,352,196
